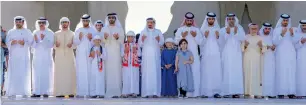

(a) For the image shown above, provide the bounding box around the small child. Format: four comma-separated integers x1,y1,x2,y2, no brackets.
161,38,177,97
89,35,107,98
121,31,141,98
175,39,194,98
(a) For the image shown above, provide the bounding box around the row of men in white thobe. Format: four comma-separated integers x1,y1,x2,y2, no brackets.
4,12,306,99
178,13,306,99
4,13,163,98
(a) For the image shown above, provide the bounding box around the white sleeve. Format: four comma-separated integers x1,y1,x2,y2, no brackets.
73,29,81,46
195,28,204,45
120,43,125,57
272,28,283,46
174,28,183,45
138,31,145,47
234,27,246,41
41,31,55,48
158,30,164,46
101,47,107,61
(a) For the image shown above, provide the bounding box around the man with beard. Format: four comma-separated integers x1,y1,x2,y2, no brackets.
175,12,202,98
219,13,245,98
295,20,306,99
5,16,33,97
199,12,222,98
101,13,125,98
73,14,96,97
53,17,76,98
242,23,264,98
272,14,298,99
31,17,54,98
139,17,164,98
259,23,277,99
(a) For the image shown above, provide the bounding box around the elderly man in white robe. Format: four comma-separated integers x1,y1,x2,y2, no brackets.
5,16,33,97
272,14,298,99
242,23,264,98
73,14,96,97
259,22,277,99
31,17,54,98
295,20,306,99
139,17,164,98
199,12,222,98
175,12,202,98
219,13,245,98
102,13,125,98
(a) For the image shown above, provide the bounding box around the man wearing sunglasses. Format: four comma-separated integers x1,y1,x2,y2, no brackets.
5,16,33,97
102,13,124,98
31,17,55,98
73,14,96,98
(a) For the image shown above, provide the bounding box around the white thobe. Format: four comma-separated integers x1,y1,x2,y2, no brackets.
273,28,297,95
242,35,263,96
200,27,222,96
295,33,306,96
102,26,124,97
31,30,54,95
219,27,245,95
175,26,202,97
89,46,107,96
139,28,164,97
5,28,33,96
53,30,76,96
73,27,96,96
261,35,276,96
121,43,141,95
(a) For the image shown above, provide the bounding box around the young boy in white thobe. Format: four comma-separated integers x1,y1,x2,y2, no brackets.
89,35,107,98
121,31,141,98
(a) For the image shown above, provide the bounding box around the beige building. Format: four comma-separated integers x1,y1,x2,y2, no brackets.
1,1,306,38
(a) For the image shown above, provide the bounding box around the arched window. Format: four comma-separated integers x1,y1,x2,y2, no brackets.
241,4,252,32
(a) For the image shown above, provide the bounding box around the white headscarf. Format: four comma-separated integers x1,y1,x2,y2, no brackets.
104,13,122,28
126,31,136,37
259,22,273,37
93,35,102,41
13,16,27,29
247,23,259,35
200,12,220,31
224,13,243,29
165,38,174,43
126,31,136,42
34,17,50,31
296,20,306,33
275,14,291,29
94,20,104,32
94,20,104,26
59,17,70,30
144,17,156,31
75,14,94,32
180,12,197,27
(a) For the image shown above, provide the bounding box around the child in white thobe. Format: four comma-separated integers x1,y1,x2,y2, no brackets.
89,35,107,98
121,31,141,98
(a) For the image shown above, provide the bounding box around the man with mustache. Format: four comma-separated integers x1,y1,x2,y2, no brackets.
73,14,96,97
102,13,125,98
175,12,202,98
5,16,33,97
